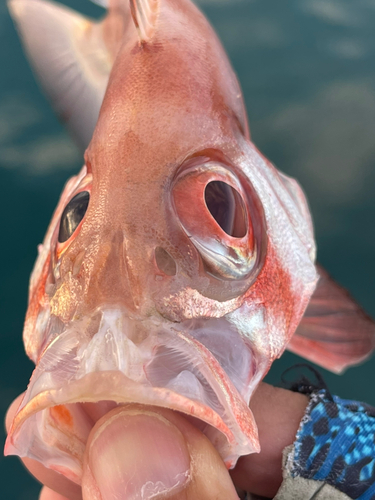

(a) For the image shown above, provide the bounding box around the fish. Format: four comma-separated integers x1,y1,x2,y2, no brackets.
5,0,375,485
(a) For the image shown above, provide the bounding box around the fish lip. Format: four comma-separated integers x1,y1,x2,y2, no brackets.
6,370,259,449
6,308,261,480
5,372,259,482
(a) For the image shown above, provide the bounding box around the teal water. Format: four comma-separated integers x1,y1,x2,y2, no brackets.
1,0,375,498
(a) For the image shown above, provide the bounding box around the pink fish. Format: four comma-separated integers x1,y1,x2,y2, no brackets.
5,0,375,485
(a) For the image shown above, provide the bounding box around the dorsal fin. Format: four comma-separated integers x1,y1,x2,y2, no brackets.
8,0,113,150
130,0,159,42
90,0,160,40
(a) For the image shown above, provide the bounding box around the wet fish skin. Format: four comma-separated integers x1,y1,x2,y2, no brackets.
5,0,374,485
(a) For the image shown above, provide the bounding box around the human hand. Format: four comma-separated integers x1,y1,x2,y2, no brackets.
6,383,308,500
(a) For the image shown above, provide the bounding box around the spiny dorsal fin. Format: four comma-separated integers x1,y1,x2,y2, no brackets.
130,0,159,42
8,0,113,150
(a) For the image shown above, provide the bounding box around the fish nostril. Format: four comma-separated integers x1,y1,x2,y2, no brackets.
155,247,177,276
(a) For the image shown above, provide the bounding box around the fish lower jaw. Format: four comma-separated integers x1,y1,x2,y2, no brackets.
6,371,259,484
6,309,264,483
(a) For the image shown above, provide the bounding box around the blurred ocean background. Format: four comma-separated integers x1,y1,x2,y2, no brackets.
1,0,375,497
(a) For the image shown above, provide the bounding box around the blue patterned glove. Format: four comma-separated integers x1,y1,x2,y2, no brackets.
286,389,375,499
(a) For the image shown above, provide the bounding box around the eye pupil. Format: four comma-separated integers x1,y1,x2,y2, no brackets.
58,191,90,243
204,181,247,238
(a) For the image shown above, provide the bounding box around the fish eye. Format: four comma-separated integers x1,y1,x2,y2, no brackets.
58,191,90,243
172,162,261,281
204,181,247,238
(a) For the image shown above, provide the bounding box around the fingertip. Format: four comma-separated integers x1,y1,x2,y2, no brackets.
82,405,239,500
21,456,83,500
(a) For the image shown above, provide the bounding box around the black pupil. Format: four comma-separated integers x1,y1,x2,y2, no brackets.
58,191,90,243
204,181,247,238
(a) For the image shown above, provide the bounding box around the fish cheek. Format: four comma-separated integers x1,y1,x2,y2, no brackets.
23,253,53,362
49,237,91,323
49,275,83,324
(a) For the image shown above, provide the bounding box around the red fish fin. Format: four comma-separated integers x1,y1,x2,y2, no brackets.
8,0,113,150
130,0,159,42
287,266,375,374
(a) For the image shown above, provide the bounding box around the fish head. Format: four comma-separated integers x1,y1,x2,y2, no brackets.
6,0,318,483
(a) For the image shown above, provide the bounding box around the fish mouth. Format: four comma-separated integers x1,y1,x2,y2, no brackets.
5,308,263,484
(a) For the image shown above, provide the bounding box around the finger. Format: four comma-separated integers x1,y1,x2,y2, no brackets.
6,395,82,500
39,486,71,500
231,383,308,498
82,405,239,500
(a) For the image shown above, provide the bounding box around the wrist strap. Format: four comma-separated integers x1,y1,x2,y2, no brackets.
281,389,375,499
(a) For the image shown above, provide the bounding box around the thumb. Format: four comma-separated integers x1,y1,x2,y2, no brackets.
81,405,239,500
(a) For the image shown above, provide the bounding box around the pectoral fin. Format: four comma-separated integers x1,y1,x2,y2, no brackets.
8,0,113,150
287,266,375,374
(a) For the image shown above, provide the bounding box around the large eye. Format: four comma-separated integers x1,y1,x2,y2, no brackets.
58,191,90,243
173,162,262,281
